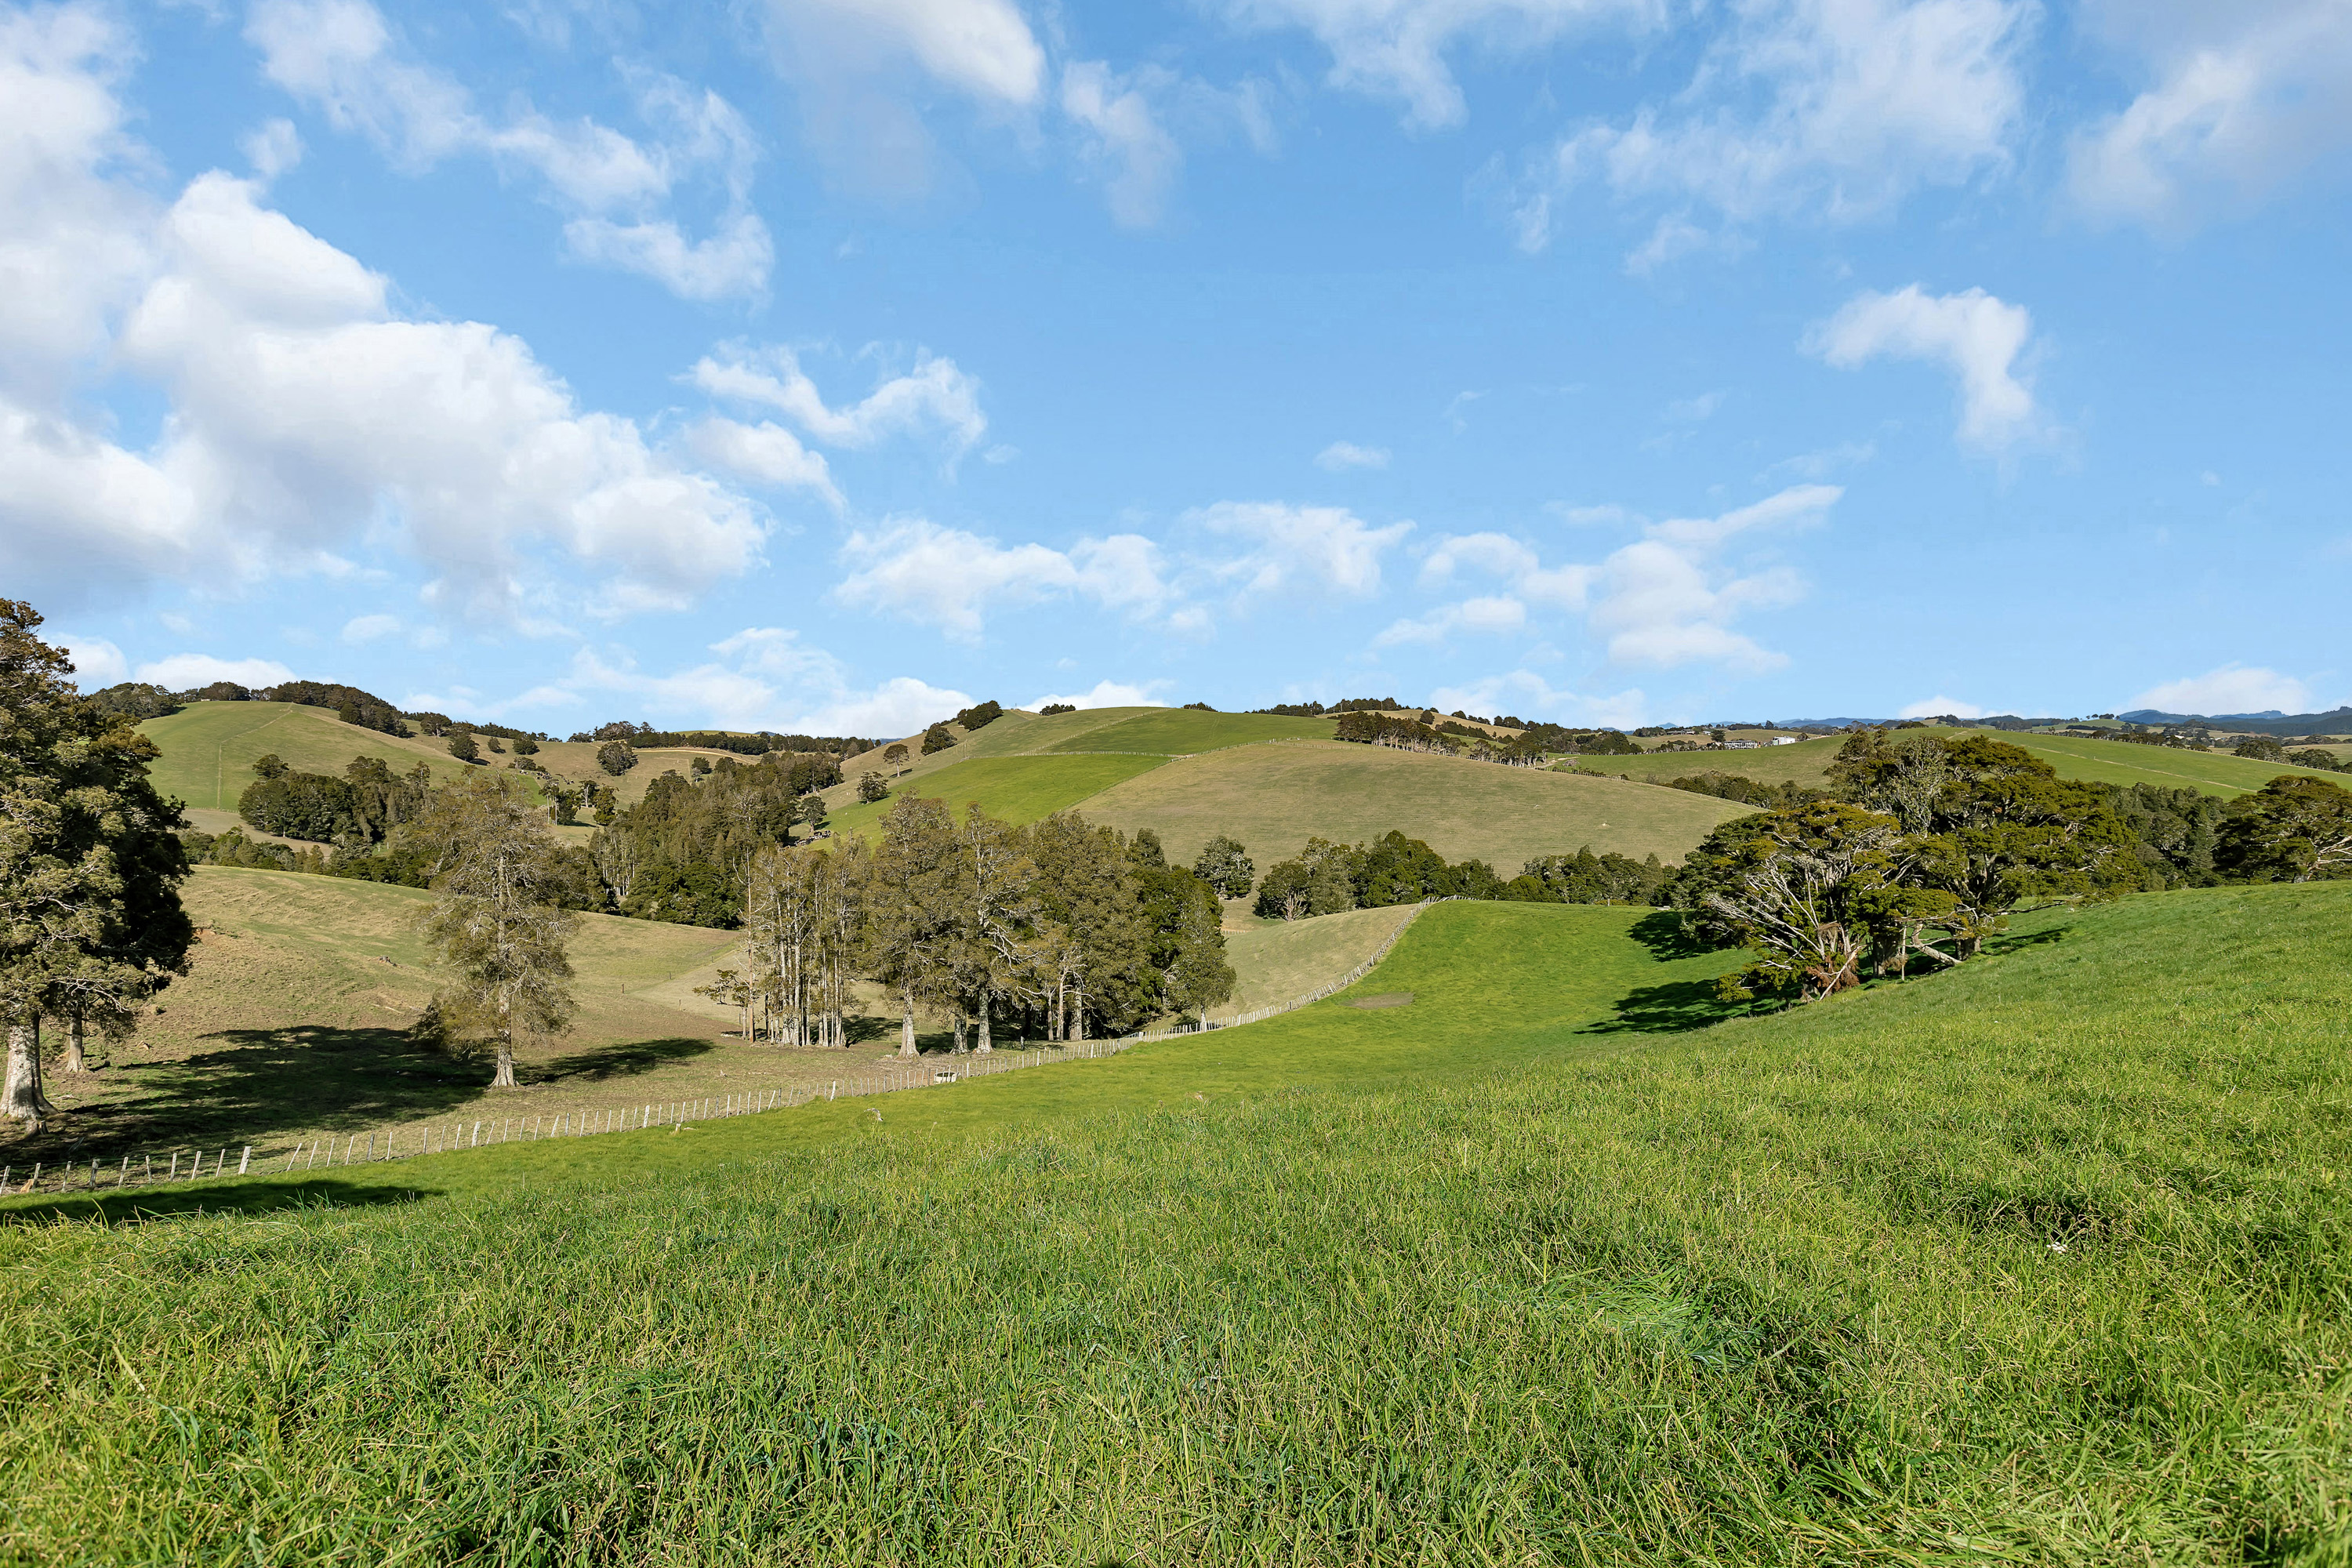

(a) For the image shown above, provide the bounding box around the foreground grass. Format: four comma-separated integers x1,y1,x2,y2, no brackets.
3,889,2348,1563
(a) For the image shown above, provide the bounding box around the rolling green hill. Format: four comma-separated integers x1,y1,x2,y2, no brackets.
7,883,2346,1560
139,701,490,813
826,752,1171,839
1044,708,1334,753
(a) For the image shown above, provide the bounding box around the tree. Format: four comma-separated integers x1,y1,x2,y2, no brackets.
952,804,1040,1053
1160,880,1234,1028
1678,803,1913,1002
2,601,194,1129
921,723,957,756
512,736,540,756
448,731,481,764
1192,835,1254,898
864,797,963,1056
953,700,1004,731
2216,776,2352,884
548,782,583,826
858,771,890,804
797,795,829,835
252,752,290,780
883,742,909,769
418,777,579,1088
597,741,638,775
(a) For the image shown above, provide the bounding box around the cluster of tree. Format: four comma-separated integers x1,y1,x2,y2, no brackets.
1330,710,1551,765
269,681,412,736
1660,771,1824,809
726,800,1233,1051
1519,724,1642,756
2,603,195,1129
953,700,1003,731
1510,848,1672,906
1665,728,2352,1005
240,754,438,842
85,682,183,720
1251,696,1397,717
586,758,829,925
921,723,958,755
564,720,876,757
2228,734,2349,771
1252,831,1507,919
1040,702,1076,716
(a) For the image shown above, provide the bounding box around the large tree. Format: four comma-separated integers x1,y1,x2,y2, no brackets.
865,796,963,1056
419,777,579,1088
2216,775,2352,884
1,601,193,1130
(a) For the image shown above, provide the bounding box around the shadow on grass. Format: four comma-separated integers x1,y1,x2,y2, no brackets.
1584,977,1768,1035
0,1178,437,1227
1984,925,2070,958
1623,909,1720,962
535,1036,712,1083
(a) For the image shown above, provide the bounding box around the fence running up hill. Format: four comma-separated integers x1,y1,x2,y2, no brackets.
5,900,1446,1198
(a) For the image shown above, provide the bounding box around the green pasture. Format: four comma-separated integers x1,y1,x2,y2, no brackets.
138,702,492,813
1219,902,1423,1012
5,884,2347,1561
1603,735,1847,786
1044,708,1336,754
1082,739,1747,869
826,752,1171,840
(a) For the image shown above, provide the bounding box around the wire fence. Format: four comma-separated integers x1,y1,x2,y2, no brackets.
5,899,1446,1197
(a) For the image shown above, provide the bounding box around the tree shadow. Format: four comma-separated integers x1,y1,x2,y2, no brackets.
535,1036,712,1083
1984,925,2070,957
0,1177,437,1227
844,1013,896,1046
1622,909,1721,961
1584,978,1770,1035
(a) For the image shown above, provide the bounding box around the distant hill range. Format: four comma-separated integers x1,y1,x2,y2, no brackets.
2120,706,2352,736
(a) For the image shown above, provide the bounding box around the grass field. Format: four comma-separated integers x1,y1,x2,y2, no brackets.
824,752,1170,840
1080,739,1748,869
1220,902,1424,1012
1044,708,1335,753
138,702,494,812
4,883,2346,1561
1599,726,2346,798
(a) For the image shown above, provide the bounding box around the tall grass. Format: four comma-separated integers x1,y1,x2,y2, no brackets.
2,888,2347,1563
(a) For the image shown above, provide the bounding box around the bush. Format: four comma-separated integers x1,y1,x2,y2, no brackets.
858,771,889,804
597,741,638,775
448,732,481,764
1192,836,1254,898
512,736,539,755
1040,702,1076,716
921,724,956,756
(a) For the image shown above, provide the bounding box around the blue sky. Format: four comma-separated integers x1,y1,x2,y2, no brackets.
9,0,2349,735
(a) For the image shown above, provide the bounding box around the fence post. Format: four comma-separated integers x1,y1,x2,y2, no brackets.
239,1147,252,1175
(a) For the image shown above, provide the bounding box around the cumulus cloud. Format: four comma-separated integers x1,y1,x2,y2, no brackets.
133,653,299,689
0,26,770,622
692,344,987,459
1224,0,1659,130
1025,680,1172,710
2129,664,2314,717
685,417,843,507
1192,501,1411,599
1426,670,1650,730
765,0,1047,107
246,0,771,297
1375,594,1527,646
1898,695,1987,718
1062,61,1183,228
340,613,401,644
563,630,973,738
60,634,127,687
1414,485,1835,670
1514,0,2031,256
1804,285,2038,449
2070,0,2352,229
1316,440,1390,471
831,518,1171,640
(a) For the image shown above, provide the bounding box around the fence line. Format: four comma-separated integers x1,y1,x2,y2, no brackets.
4,901,1447,1199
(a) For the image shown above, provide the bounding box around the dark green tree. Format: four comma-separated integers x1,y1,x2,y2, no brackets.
448,731,481,764
2216,776,2352,883
597,740,637,775
858,771,890,804
1191,835,1254,898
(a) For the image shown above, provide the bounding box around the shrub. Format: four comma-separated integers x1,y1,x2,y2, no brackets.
858,772,889,804
921,723,956,756
597,742,638,775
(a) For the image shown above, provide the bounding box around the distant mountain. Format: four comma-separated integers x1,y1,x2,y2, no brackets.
2120,706,2352,736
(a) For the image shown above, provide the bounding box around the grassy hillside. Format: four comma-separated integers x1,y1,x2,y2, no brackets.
1081,739,1747,868
5,884,2346,1560
826,752,1169,840
1601,726,2344,798
1044,708,1334,753
1220,902,1422,1012
139,701,491,812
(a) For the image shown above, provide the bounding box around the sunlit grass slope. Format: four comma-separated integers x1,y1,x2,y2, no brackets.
1083,739,1748,868
825,752,1169,840
1220,901,1422,1012
139,701,489,812
5,885,2347,1562
1044,708,1335,753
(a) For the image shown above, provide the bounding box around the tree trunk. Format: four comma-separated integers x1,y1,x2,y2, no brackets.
62,1013,85,1073
1076,986,1089,1041
491,1028,518,1088
952,1012,967,1054
898,983,918,1057
5,1020,51,1129
976,993,992,1054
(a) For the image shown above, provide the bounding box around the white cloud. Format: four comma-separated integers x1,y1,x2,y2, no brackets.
340,613,401,644
2129,664,2314,717
1025,680,1172,710
1316,440,1391,471
1516,0,2030,255
1062,61,1182,229
1898,695,1986,718
60,635,127,687
134,653,299,689
830,517,1171,640
1426,669,1649,730
1417,484,1834,671
1376,594,1528,646
2070,0,2352,230
1191,500,1411,598
241,118,303,180
685,416,843,507
0,31,768,625
245,0,771,298
563,631,974,738
764,0,1046,106
692,344,986,458
1224,0,1660,130
1804,285,2038,449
